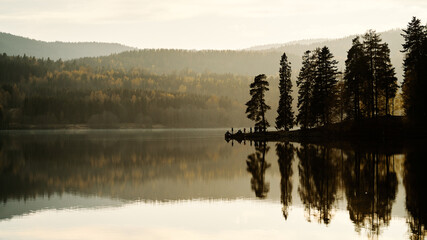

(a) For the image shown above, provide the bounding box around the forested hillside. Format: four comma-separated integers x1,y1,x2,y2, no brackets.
71,29,403,81
74,49,299,77
0,32,136,60
1,29,404,79
0,29,407,129
0,54,262,128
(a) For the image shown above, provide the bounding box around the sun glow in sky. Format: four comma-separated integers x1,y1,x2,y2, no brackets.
0,0,426,49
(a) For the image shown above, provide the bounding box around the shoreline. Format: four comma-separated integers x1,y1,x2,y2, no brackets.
225,116,427,150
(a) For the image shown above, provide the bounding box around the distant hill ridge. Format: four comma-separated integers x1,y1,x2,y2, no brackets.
245,38,329,51
0,32,136,60
0,29,404,80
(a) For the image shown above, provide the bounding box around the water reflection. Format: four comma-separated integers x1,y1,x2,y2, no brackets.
404,148,427,240
0,130,252,205
0,130,426,239
343,151,398,238
297,144,340,225
276,142,294,220
241,140,425,239
246,141,270,199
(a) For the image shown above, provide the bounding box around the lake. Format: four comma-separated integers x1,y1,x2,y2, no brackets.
0,129,425,239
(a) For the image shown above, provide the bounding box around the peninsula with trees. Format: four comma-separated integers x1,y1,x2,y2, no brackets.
226,17,427,143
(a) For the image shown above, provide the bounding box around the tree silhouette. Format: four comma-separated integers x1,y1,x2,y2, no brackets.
363,30,382,117
245,74,271,131
376,43,398,115
344,32,398,119
344,36,370,120
312,47,339,125
362,30,397,117
401,17,427,120
276,52,294,131
296,51,316,129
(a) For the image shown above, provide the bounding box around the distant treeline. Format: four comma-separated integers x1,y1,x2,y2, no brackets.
74,49,295,76
0,53,253,96
0,54,254,128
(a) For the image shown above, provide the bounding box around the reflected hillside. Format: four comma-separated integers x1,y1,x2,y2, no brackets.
0,130,254,202
1,130,425,239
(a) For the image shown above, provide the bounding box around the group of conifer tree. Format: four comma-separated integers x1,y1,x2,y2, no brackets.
344,31,398,121
401,17,427,121
246,17,426,131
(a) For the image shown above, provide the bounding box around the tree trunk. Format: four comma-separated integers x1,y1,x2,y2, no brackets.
385,87,389,115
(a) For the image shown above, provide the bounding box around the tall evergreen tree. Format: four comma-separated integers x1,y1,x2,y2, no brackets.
344,36,370,120
312,46,339,125
363,30,383,117
276,52,294,131
345,33,397,119
401,17,427,119
296,51,316,129
362,30,397,117
246,74,271,131
376,43,398,115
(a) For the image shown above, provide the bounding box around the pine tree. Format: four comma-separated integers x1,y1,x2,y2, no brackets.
376,43,398,115
401,17,427,119
246,74,271,131
362,30,397,117
312,46,339,125
345,33,398,119
344,36,370,120
363,30,383,117
296,51,316,129
276,52,294,131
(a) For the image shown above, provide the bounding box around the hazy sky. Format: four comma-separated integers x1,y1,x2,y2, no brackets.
0,0,426,49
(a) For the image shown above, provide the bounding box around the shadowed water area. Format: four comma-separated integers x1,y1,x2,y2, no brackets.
0,129,425,239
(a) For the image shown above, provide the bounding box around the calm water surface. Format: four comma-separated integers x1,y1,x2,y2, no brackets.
0,129,425,239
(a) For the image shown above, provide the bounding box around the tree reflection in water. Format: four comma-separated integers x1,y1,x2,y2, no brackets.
404,148,427,240
276,142,294,220
246,141,270,199
1,131,426,239
297,144,339,225
239,139,424,239
343,151,398,239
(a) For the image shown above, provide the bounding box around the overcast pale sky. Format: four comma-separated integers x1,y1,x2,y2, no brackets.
0,0,426,49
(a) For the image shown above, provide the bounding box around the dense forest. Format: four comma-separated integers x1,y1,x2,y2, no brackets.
74,49,296,76
0,54,261,128
1,18,424,129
